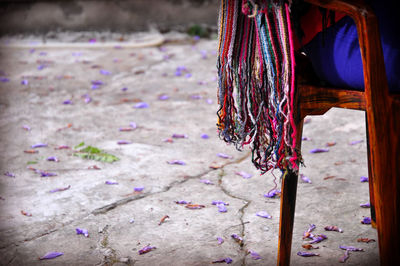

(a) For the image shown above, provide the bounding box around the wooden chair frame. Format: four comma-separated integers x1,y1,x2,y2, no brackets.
277,0,400,265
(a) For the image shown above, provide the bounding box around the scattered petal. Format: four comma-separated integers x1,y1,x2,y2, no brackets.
22,125,31,131
31,143,47,148
158,215,169,225
163,138,174,143
217,153,232,159
201,133,209,139
361,217,371,224
88,165,101,170
172,133,188,139
37,170,57,177
129,122,137,129
134,102,149,109
0,77,10,82
200,179,214,185
21,79,28,85
247,250,262,260
76,228,89,237
158,94,169,100
310,234,328,244
134,186,144,192
302,244,319,250
235,171,252,179
339,245,364,252
231,234,243,246
175,200,191,204
63,100,72,104
39,252,64,260
206,98,213,104
47,156,59,162
100,69,111,75
339,250,350,263
217,204,227,213
357,238,375,243
256,211,272,219
49,185,70,193
129,218,135,223
217,237,224,245
326,142,336,147
167,160,186,165
310,148,329,153
185,204,205,209
360,176,368,182
360,202,370,208
105,180,118,185
349,140,363,145
121,87,128,91
119,127,134,132
212,201,229,205
24,149,39,154
117,140,132,145
264,189,281,198
21,210,32,216
138,245,156,255
4,171,15,178
297,251,320,257
300,174,312,183
324,226,343,233
55,145,70,150
212,257,232,264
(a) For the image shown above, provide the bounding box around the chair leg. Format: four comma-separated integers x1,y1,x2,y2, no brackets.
365,113,376,228
277,120,304,266
365,99,400,265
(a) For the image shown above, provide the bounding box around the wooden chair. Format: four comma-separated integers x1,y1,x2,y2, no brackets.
277,0,400,265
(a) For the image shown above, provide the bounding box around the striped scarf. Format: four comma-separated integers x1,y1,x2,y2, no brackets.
217,0,298,174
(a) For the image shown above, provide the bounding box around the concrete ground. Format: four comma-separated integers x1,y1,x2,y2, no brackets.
0,32,378,265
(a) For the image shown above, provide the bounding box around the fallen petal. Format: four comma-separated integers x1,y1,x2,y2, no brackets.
361,217,371,224
300,174,312,183
4,171,15,178
47,156,59,162
247,250,262,260
167,160,186,165
297,251,320,257
172,133,188,139
310,234,327,244
231,234,243,245
185,204,205,209
158,215,169,225
117,140,132,145
138,245,156,255
357,238,375,243
264,189,281,198
105,180,118,185
31,143,47,148
175,200,191,204
201,133,209,139
212,257,233,264
217,237,224,245
360,176,368,182
339,250,350,263
63,100,72,104
326,142,336,147
349,140,363,145
21,210,32,216
158,94,169,100
324,226,343,233
217,153,232,159
200,179,214,185
256,211,272,219
339,245,364,252
310,148,329,153
24,149,39,154
76,228,89,237
217,204,227,213
360,202,371,208
49,185,70,193
134,102,149,109
134,187,144,192
22,125,31,131
39,252,64,260
302,244,319,250
212,201,229,206
235,171,252,179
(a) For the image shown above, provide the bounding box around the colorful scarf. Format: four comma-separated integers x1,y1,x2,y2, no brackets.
217,0,298,174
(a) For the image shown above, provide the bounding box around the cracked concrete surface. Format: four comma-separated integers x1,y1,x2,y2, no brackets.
0,32,378,265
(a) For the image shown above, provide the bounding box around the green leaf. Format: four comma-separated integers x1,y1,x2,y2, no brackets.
27,161,38,165
73,143,119,163
74,142,85,149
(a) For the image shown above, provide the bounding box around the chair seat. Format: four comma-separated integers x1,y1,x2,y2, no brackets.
300,1,400,93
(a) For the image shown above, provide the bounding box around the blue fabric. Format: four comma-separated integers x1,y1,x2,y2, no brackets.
302,1,400,93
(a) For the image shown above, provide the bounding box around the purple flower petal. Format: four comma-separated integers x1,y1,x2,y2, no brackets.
158,94,169,100
134,102,149,109
360,176,368,182
201,133,209,139
339,250,350,263
167,160,186,165
31,143,47,148
212,257,233,264
36,170,57,177
185,73,192,78
300,174,312,184
172,133,188,139
63,100,72,104
217,203,227,213
138,245,156,255
76,228,89,237
39,252,64,260
117,140,132,145
235,171,252,179
360,202,371,208
47,156,59,162
129,122,137,129
105,180,118,185
4,171,15,178
256,211,272,219
134,186,144,192
100,69,111,75
21,79,28,85
217,153,232,159
324,225,343,233
310,234,327,244
91,84,100,90
129,218,135,223
212,201,229,205
200,179,213,185
49,185,70,193
175,200,191,204
231,234,243,245
361,217,371,224
190,94,202,99
0,77,10,82
248,250,262,260
206,98,213,104
22,125,31,131
121,87,128,91
310,148,329,153
217,237,224,245
339,245,364,252
264,189,281,198
297,251,320,257
349,140,363,145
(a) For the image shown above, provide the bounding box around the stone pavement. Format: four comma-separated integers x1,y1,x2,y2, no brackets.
0,32,378,265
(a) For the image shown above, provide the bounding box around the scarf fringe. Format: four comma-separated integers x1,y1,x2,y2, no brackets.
217,0,298,174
